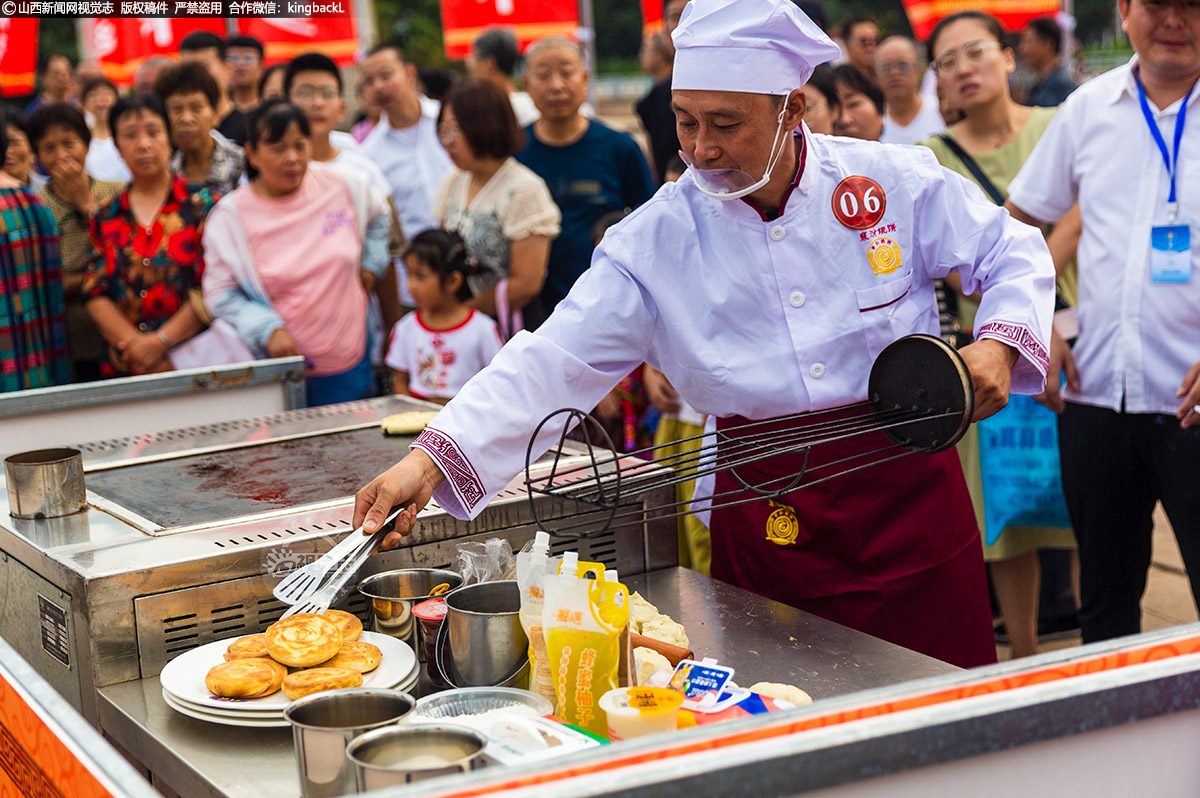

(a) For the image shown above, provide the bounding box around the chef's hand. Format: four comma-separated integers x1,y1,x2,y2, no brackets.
354,449,446,550
959,339,1018,421
643,366,682,414
1175,360,1200,429
360,270,377,295
266,328,302,359
1033,328,1079,414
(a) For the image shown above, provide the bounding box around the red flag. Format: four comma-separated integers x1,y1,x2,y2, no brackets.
0,19,39,98
439,0,579,59
641,0,664,36
236,17,360,67
88,18,226,87
902,0,1060,41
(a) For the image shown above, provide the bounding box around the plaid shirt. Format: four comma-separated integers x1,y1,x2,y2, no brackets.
169,134,245,197
39,178,124,365
84,173,217,376
0,186,70,391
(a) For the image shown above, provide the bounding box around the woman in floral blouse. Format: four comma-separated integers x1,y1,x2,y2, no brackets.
84,94,216,377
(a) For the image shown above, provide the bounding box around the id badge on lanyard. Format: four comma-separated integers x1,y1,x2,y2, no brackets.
1138,73,1194,283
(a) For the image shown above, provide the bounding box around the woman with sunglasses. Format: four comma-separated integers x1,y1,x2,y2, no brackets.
921,11,1082,661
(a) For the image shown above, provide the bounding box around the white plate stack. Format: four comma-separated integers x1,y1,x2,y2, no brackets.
160,631,418,728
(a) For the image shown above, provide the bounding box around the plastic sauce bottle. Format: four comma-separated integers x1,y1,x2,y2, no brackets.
518,531,555,705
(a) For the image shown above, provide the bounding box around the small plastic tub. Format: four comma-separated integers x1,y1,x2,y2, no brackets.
599,686,684,741
412,598,448,665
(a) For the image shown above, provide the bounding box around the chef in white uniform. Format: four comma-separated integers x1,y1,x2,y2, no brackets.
355,0,1056,668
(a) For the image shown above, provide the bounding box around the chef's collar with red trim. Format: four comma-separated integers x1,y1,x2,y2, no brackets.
740,130,807,223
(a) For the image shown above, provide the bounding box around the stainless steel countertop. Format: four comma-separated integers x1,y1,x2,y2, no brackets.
97,567,957,798
625,567,957,697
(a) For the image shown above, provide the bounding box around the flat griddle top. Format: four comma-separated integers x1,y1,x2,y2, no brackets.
85,427,416,530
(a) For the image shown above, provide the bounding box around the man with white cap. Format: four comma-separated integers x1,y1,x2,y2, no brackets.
354,0,1056,669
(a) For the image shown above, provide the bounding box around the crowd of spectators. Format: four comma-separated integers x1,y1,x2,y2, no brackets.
0,0,1195,664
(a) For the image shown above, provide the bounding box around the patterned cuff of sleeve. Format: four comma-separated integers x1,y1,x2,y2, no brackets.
976,320,1049,377
411,427,487,518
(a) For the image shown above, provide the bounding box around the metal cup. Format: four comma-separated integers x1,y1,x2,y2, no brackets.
283,688,415,798
3,448,86,519
442,581,529,688
357,569,462,660
346,724,488,790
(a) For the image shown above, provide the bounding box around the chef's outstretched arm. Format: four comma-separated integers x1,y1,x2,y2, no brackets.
912,150,1056,416
356,244,655,547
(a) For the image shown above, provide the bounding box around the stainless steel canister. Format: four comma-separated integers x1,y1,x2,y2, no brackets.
440,581,529,688
283,688,415,798
346,724,488,790
357,569,462,660
3,448,86,519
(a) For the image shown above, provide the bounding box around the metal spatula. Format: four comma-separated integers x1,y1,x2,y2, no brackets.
281,527,388,618
272,507,403,605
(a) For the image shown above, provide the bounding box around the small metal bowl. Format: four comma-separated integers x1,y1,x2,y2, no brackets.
346,723,488,789
410,687,553,724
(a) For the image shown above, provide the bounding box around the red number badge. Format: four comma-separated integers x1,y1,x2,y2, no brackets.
831,176,886,230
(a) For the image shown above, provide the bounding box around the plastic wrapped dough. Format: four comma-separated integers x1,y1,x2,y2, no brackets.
639,617,689,649
629,592,660,635
634,646,673,684
749,682,813,707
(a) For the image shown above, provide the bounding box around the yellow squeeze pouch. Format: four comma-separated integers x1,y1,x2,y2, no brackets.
543,568,629,738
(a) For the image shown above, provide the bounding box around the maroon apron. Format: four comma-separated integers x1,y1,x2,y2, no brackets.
710,411,996,669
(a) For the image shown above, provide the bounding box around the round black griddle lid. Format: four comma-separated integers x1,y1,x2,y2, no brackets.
867,334,974,453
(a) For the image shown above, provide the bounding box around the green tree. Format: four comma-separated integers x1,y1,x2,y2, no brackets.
594,0,644,70
375,0,451,68
40,17,78,66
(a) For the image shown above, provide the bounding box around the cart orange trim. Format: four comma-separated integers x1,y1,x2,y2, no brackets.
424,634,1200,797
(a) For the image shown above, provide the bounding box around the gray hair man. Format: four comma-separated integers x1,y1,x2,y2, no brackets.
874,36,945,144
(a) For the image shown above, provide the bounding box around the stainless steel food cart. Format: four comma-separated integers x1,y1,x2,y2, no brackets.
0,394,679,729
5,396,1200,798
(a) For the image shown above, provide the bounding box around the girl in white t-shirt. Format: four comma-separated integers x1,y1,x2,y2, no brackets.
386,229,502,403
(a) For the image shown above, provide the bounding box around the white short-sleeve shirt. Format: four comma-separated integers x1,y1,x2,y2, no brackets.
1009,58,1200,415
360,107,452,240
385,310,503,400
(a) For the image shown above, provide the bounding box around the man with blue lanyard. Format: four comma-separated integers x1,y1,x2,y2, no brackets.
1008,0,1200,644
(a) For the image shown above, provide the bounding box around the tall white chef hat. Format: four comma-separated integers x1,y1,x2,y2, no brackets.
671,0,841,96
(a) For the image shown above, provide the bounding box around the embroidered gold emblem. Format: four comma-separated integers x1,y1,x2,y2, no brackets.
765,501,800,546
867,236,903,275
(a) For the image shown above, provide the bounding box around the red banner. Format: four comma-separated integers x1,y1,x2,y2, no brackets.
903,0,1060,41
0,19,39,97
235,17,359,66
641,0,664,36
88,18,226,86
439,0,579,59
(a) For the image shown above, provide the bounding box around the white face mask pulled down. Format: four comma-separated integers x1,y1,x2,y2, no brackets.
679,94,792,201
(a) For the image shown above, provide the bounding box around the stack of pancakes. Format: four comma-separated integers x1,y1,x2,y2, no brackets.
204,610,383,701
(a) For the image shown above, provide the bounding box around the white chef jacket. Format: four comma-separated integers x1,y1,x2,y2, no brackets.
1009,58,1200,415
360,107,452,240
414,131,1055,520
